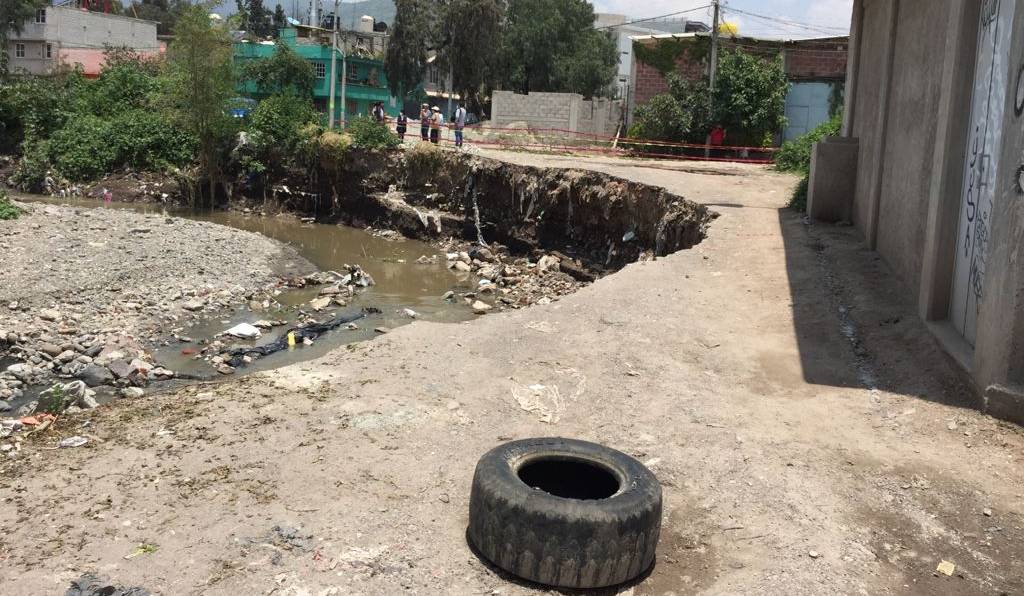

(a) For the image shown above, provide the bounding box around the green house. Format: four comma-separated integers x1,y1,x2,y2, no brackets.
234,26,400,125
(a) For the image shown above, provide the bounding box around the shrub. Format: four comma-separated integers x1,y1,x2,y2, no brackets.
789,175,809,212
318,130,353,172
11,139,52,191
49,115,119,181
244,94,320,176
0,189,21,220
775,112,842,173
347,116,401,150
111,109,197,170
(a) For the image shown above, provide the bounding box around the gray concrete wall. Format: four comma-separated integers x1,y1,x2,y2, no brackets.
850,0,891,233
491,91,622,136
874,0,949,292
10,6,158,48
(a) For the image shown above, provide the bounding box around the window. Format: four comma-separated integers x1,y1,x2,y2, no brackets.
35,9,46,24
15,44,25,59
314,62,326,79
45,43,52,59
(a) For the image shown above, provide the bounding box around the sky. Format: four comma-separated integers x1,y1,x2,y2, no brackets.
590,0,853,39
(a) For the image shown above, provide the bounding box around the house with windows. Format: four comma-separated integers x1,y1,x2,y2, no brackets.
234,24,398,125
7,4,160,77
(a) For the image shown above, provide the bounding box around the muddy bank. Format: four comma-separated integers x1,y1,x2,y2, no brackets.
0,201,312,413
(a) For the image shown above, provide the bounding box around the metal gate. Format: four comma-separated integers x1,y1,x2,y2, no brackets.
951,0,1016,345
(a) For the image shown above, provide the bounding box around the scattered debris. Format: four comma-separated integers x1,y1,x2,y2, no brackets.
222,323,262,340
936,560,955,576
65,573,151,596
58,436,89,449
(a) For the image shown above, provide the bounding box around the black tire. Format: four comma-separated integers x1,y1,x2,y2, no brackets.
468,437,662,589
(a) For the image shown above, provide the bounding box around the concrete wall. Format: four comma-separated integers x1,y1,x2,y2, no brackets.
874,0,950,293
813,0,1024,421
491,91,623,136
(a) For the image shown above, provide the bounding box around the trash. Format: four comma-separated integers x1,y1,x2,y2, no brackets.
808,550,821,559
124,543,159,559
622,231,636,242
472,300,493,315
403,308,419,319
58,436,89,448
65,573,151,596
287,331,296,347
936,560,955,576
223,323,262,339
223,309,380,367
374,327,391,334
309,297,332,311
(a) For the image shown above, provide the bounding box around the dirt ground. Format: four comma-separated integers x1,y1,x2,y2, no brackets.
2,152,1023,595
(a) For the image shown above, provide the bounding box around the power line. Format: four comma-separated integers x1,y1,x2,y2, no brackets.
595,5,713,30
722,6,848,38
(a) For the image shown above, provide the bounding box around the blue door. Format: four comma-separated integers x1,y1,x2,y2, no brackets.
783,82,833,141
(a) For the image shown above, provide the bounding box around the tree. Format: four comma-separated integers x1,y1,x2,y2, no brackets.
243,44,315,97
498,0,616,97
273,4,287,31
167,4,236,204
0,0,45,76
128,0,191,36
437,0,505,111
384,0,433,98
712,49,788,146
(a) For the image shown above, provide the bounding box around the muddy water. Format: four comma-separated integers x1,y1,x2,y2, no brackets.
14,195,478,379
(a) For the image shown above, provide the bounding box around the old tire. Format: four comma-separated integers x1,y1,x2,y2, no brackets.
468,437,662,588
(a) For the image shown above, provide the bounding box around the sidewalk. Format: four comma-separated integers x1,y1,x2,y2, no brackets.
2,154,1021,594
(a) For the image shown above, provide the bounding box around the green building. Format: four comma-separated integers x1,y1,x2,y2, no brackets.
233,25,400,125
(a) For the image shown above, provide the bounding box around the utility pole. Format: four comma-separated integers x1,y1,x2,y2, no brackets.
709,0,720,93
446,61,454,121
328,0,339,128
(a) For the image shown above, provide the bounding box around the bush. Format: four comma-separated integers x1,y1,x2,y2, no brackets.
11,139,52,191
775,112,842,173
243,94,320,176
628,94,689,143
347,116,401,150
111,109,197,170
318,130,353,172
789,175,809,212
49,115,119,181
0,189,21,220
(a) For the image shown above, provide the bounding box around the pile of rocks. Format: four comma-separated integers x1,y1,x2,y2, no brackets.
441,243,587,311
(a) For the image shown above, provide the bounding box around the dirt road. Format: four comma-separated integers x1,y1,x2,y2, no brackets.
2,154,1022,595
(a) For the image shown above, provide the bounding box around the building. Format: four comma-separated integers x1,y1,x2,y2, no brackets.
628,32,849,140
806,0,1024,424
234,24,398,125
6,4,161,77
594,13,709,102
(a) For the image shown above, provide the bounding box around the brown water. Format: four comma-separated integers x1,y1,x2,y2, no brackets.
14,195,479,379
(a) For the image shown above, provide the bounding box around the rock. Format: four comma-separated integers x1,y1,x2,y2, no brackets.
319,285,344,296
223,323,262,339
983,508,993,517
808,550,821,559
471,247,495,262
59,436,89,448
537,255,561,275
108,359,135,380
129,358,153,374
415,255,433,265
451,261,472,273
39,308,61,322
56,350,77,364
471,300,493,315
78,392,99,409
150,367,174,379
121,387,145,399
374,327,390,334
403,308,419,319
6,363,33,381
217,364,235,375
309,297,332,311
0,400,10,412
16,401,38,416
79,364,115,387
442,290,456,301
183,299,205,311
39,343,63,357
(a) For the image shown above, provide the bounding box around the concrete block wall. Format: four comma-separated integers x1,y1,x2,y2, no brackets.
492,91,623,136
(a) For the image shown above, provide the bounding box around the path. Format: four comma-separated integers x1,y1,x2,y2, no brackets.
1,153,1022,595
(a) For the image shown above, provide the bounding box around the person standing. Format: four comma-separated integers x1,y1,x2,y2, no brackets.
429,106,443,144
419,103,431,141
396,109,408,141
453,101,467,148
372,101,386,123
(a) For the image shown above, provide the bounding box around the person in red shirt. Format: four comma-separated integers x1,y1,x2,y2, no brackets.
706,125,726,158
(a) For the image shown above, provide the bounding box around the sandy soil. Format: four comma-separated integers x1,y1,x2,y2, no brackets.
1,154,1023,595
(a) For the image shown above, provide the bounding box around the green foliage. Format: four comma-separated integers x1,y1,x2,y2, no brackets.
167,5,236,200
318,130,353,173
347,116,401,150
243,44,315,97
49,115,119,181
499,0,617,97
0,189,21,220
0,74,75,151
385,0,434,97
111,109,197,170
633,38,709,77
713,50,789,146
11,138,51,191
628,75,710,145
789,175,809,212
775,112,842,173
126,0,191,36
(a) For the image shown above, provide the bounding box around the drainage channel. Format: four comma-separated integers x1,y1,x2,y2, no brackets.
12,195,479,384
